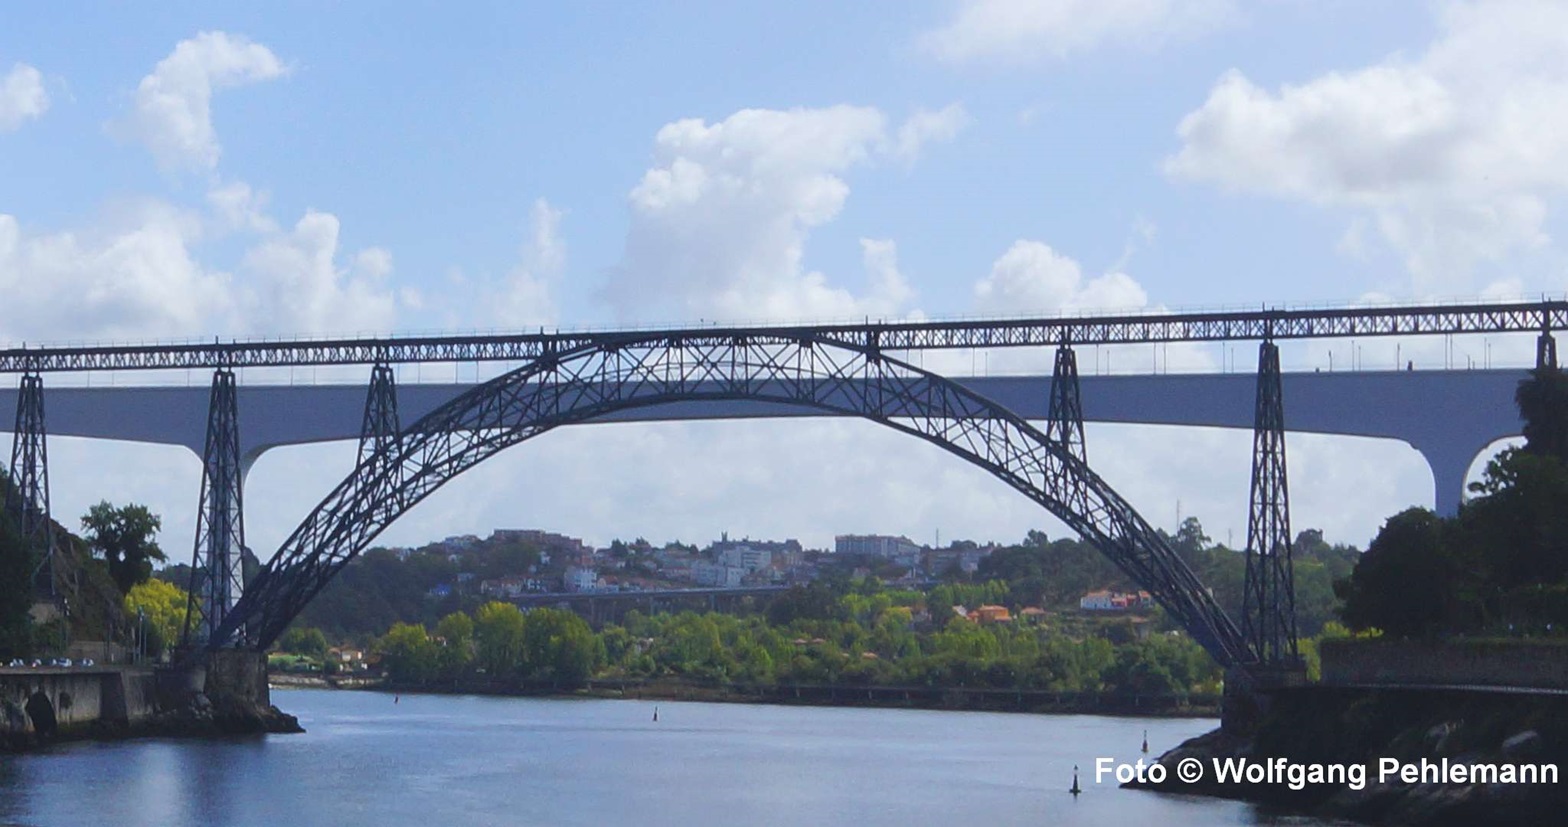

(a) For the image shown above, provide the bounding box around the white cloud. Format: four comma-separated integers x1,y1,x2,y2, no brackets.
973,239,1147,314
921,0,1237,64
1166,0,1568,292
206,179,278,234
489,198,565,329
238,209,398,335
0,205,233,343
0,194,406,345
893,103,971,163
612,105,934,323
121,31,287,171
0,63,49,131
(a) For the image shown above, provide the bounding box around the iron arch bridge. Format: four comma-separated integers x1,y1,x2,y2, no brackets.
212,331,1254,667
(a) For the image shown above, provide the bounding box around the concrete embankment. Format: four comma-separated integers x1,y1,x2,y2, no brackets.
1,652,301,751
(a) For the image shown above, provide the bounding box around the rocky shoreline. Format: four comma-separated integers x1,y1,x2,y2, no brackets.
1129,687,1568,825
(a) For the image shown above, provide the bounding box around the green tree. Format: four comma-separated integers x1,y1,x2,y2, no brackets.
1335,508,1478,637
125,578,190,657
0,477,35,658
378,622,439,684
474,601,527,677
435,611,476,678
1172,516,1211,564
81,502,166,594
520,608,599,686
1516,365,1568,464
279,626,330,660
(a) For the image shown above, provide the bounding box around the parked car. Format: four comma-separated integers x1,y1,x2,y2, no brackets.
80,658,96,667
6,658,22,668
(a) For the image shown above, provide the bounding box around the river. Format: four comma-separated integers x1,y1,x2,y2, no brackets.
0,689,1347,826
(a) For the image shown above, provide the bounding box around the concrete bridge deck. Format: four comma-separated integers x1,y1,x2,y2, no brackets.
0,369,1528,515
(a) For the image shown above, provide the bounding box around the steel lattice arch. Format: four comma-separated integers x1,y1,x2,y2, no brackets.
214,331,1254,667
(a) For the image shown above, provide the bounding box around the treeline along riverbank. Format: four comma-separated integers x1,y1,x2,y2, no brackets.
327,675,1219,717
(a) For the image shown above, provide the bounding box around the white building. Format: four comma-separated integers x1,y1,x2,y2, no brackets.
718,545,772,573
565,566,599,592
835,534,923,560
691,561,745,588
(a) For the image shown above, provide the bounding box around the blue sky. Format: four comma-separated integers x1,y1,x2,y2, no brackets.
3,1,1566,558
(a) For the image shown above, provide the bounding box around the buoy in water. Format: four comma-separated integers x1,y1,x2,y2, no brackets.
653,706,659,722
394,695,400,704
1142,729,1148,753
1070,764,1081,796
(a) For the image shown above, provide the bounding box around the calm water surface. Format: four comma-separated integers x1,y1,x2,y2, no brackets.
0,689,1344,826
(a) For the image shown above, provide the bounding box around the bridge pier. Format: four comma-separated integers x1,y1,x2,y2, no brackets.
359,361,400,472
1411,440,1488,518
1242,340,1300,668
184,368,246,647
1047,341,1085,461
7,372,54,593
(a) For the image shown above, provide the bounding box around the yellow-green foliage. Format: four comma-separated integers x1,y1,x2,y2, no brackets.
125,578,189,654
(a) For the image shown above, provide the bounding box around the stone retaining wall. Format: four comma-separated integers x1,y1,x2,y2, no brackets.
1320,639,1568,690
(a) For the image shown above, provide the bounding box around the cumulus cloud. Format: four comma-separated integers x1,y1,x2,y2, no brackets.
1166,0,1568,292
0,63,49,131
974,240,1147,315
238,210,397,335
490,198,565,329
611,105,960,323
206,180,279,234
120,31,287,171
920,0,1237,64
0,204,233,343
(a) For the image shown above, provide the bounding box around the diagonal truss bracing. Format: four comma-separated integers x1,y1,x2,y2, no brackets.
183,368,246,646
1046,343,1086,464
1242,342,1298,666
214,333,1253,667
3,298,1566,374
9,372,53,591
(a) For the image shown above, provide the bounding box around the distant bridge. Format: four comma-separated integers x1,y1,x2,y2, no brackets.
0,298,1559,675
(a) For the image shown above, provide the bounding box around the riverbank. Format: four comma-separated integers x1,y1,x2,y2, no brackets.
1131,687,1568,825
320,675,1219,717
2,657,303,754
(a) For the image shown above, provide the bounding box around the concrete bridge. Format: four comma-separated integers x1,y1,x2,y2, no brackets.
0,368,1526,517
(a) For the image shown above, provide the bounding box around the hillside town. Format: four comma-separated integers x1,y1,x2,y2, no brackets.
401,528,1033,599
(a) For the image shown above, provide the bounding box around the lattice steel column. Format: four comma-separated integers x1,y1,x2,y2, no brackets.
1242,341,1298,665
359,361,401,470
1046,342,1086,462
9,372,53,593
183,368,246,646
